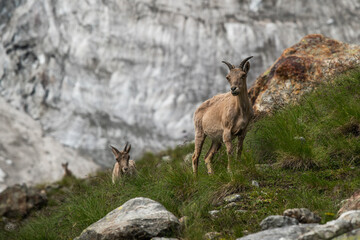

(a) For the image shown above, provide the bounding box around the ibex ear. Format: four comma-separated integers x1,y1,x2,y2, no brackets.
110,145,120,157
243,61,250,74
126,144,131,153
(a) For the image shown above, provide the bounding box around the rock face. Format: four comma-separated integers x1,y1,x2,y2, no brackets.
260,215,299,230
75,197,180,240
332,228,360,240
0,184,47,219
0,1,359,167
0,97,100,192
338,190,360,216
249,34,360,114
283,208,321,224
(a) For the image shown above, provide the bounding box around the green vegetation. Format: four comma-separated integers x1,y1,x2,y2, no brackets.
1,69,360,239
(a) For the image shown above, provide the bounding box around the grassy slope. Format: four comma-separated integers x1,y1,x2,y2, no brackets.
1,69,360,240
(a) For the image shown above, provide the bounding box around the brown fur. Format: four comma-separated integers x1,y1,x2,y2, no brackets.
111,143,136,183
192,57,254,174
61,162,74,177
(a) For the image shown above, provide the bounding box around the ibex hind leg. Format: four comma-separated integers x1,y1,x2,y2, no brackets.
204,141,221,174
192,131,206,175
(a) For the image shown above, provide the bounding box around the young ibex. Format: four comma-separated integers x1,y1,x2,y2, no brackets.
111,142,136,183
61,162,74,177
192,56,254,175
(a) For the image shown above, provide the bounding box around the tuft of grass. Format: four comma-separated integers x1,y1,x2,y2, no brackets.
1,69,360,239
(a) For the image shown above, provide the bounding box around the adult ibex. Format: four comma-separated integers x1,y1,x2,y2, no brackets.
192,56,254,174
111,142,136,183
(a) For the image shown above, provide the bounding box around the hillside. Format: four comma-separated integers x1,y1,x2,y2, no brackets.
1,69,360,239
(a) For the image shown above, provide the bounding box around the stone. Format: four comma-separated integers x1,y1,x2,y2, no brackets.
0,0,359,174
151,238,179,240
283,208,321,223
338,190,360,216
223,202,238,209
332,228,360,240
209,210,220,218
183,153,193,164
235,210,248,214
251,180,259,188
249,34,360,114
162,156,172,162
298,210,360,240
224,194,242,203
260,215,299,230
236,224,318,240
75,197,180,240
0,184,47,219
4,221,17,232
204,232,222,240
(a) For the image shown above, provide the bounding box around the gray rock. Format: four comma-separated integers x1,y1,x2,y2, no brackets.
204,232,222,240
4,221,18,232
235,210,248,214
183,153,193,164
223,202,238,209
224,194,241,203
0,0,359,173
251,180,259,188
75,197,179,240
298,210,360,240
151,238,179,240
209,210,220,218
283,208,321,223
332,228,360,240
236,224,318,240
260,215,299,230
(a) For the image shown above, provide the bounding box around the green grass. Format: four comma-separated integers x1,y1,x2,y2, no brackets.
1,69,360,239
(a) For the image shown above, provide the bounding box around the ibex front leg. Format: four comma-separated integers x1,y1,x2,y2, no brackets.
223,129,233,173
237,131,246,161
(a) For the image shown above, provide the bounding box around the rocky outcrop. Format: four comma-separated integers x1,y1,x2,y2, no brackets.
260,215,299,230
237,224,318,240
0,1,359,168
0,184,47,219
238,210,360,240
249,34,360,114
75,197,180,240
298,210,360,240
338,190,360,216
0,97,100,192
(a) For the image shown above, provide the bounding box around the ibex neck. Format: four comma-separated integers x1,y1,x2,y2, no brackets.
235,86,252,116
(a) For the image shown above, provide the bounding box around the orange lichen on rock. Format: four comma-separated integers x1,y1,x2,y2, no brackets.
249,34,360,114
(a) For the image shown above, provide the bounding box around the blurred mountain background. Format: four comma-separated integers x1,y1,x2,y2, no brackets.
0,0,359,188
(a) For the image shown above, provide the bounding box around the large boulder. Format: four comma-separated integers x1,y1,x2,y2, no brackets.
249,34,360,114
338,190,360,216
75,197,180,240
236,224,318,240
0,184,47,219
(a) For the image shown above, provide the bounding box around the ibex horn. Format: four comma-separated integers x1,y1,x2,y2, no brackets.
222,60,234,70
239,56,253,70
